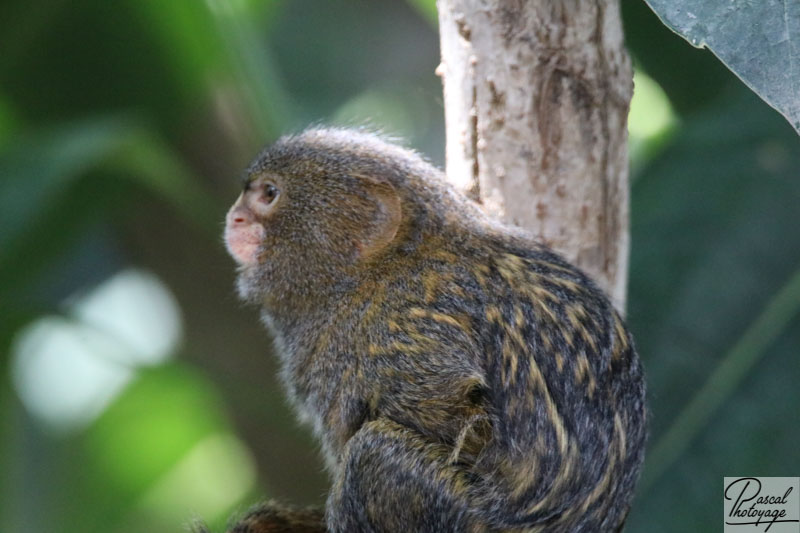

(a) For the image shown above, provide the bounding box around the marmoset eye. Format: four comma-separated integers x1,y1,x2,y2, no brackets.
262,183,279,204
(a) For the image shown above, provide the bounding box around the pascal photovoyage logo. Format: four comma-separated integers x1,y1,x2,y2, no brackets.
724,477,800,532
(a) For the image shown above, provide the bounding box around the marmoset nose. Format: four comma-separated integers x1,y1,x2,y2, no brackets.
226,202,252,227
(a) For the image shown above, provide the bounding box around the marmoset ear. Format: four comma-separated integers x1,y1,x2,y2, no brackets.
356,177,402,260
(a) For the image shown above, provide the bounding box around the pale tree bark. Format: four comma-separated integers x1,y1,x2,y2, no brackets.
437,0,632,310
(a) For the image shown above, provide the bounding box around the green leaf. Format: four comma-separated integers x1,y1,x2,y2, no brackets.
16,363,251,533
0,118,129,251
405,0,438,27
135,0,292,143
644,0,800,135
626,89,800,531
0,94,18,147
641,264,800,492
102,128,218,233
0,117,217,296
83,365,229,499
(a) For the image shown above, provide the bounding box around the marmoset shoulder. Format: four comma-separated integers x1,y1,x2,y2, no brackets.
218,128,646,533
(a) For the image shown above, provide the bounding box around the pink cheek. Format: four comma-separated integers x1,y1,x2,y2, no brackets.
224,223,266,265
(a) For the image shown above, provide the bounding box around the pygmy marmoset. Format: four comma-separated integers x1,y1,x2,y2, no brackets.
221,128,646,532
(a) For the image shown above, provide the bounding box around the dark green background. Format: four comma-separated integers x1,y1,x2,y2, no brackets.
1,1,798,531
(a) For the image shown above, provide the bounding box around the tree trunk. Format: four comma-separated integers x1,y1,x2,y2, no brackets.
436,0,632,309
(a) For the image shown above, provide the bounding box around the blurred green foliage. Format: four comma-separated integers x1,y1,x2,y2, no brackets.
0,1,798,532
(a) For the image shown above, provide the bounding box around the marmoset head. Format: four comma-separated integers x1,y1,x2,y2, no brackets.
224,128,426,308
